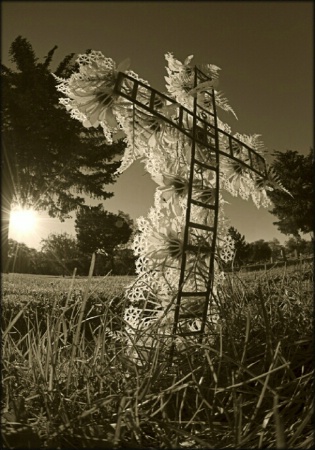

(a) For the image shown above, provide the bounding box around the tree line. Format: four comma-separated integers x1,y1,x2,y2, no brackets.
7,207,136,276
7,236,136,276
8,224,312,276
226,227,313,270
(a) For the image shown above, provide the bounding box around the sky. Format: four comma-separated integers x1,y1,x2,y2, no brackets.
2,1,313,249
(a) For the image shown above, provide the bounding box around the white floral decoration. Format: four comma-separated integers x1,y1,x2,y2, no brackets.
54,51,288,357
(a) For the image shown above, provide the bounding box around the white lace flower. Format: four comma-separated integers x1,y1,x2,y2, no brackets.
234,133,267,156
156,173,189,202
164,53,196,108
54,51,133,142
165,53,237,119
146,227,185,265
218,234,235,263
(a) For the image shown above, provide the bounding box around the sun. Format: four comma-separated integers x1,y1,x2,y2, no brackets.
10,208,38,235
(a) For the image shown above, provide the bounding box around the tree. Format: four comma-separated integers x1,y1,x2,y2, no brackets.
267,149,313,237
227,226,250,266
268,238,282,261
284,236,313,258
1,36,125,271
113,248,136,275
247,239,272,263
75,205,133,273
40,232,87,275
8,239,38,273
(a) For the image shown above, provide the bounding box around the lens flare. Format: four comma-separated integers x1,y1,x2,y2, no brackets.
10,208,38,235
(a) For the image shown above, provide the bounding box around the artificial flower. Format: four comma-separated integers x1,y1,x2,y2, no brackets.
146,227,185,264
218,234,235,263
157,173,189,202
55,51,133,142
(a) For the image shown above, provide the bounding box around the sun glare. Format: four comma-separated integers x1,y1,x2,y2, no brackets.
10,208,38,235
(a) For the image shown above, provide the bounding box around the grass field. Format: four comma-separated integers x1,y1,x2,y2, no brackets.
1,260,313,448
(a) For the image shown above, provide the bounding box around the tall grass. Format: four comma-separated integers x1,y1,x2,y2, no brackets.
1,260,313,448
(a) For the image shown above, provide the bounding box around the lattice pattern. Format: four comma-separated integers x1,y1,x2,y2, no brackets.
54,52,289,361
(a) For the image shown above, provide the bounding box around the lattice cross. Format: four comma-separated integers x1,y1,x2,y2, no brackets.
113,67,267,342
55,52,277,361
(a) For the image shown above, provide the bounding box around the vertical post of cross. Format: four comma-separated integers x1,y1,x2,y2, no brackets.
169,66,222,362
169,66,199,362
198,79,220,341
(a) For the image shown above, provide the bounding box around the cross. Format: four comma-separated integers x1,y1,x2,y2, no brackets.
113,67,267,346
55,54,271,362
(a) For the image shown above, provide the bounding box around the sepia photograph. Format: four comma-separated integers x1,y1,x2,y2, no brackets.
1,2,313,448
